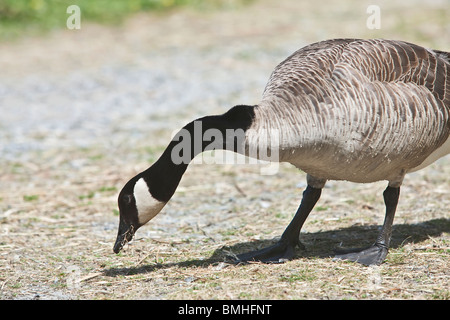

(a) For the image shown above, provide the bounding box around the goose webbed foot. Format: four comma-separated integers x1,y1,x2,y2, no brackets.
233,184,321,264
333,185,400,266
234,239,304,264
333,243,388,266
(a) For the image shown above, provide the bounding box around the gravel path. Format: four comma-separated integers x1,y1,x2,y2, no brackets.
1,0,448,161
0,35,274,161
0,4,296,161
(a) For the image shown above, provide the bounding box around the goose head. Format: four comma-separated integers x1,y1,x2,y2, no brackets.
113,176,166,253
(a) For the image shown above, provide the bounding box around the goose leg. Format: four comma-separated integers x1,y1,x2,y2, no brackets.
235,185,322,263
334,186,400,266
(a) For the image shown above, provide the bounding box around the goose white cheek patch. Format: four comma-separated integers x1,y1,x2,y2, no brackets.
134,178,166,225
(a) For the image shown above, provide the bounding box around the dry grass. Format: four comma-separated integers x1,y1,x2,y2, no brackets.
1,144,448,300
0,0,449,300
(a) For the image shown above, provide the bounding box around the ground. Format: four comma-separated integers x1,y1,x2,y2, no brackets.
0,0,449,300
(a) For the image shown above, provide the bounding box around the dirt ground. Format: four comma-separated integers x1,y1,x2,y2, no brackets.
0,0,449,300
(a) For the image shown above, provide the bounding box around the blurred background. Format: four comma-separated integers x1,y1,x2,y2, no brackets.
0,0,448,161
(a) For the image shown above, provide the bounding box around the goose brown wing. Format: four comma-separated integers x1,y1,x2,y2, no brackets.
263,39,449,109
338,39,450,108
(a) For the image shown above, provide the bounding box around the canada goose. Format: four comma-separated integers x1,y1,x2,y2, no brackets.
113,38,450,266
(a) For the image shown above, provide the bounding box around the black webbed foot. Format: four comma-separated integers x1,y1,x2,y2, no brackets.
233,239,304,264
232,184,321,264
333,243,388,266
333,186,400,266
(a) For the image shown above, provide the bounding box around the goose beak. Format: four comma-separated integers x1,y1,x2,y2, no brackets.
113,220,135,254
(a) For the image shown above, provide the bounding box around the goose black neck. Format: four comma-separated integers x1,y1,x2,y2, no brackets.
142,105,256,202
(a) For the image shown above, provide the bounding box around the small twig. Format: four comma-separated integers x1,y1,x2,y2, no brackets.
80,272,102,282
196,223,217,243
1,278,9,291
152,238,184,245
223,249,239,261
233,181,247,197
136,253,153,266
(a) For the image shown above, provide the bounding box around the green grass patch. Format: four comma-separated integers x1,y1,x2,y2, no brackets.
0,0,254,41
23,194,39,201
280,268,317,283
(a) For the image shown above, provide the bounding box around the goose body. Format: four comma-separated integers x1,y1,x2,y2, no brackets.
246,39,449,185
114,39,449,266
